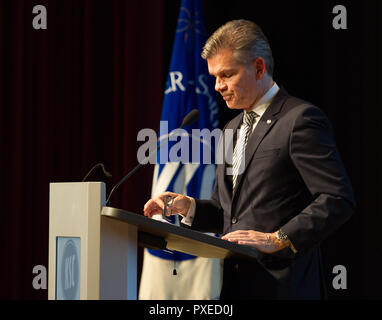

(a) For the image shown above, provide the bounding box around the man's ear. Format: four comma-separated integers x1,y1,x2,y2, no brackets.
253,57,266,79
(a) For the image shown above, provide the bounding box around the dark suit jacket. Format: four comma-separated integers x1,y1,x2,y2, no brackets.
191,88,355,299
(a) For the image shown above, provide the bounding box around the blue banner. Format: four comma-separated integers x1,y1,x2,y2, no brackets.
148,0,218,261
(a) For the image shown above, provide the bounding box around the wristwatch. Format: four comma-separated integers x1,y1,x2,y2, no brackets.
276,229,297,254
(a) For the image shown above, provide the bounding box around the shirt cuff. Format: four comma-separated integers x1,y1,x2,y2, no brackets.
180,196,196,227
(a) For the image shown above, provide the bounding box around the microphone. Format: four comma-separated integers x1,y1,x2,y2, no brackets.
105,109,200,206
180,108,200,128
82,163,112,182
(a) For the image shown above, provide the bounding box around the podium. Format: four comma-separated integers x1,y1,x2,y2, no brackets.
49,182,259,300
48,182,138,300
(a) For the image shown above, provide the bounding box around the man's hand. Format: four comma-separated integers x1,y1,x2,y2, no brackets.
221,230,287,254
143,192,191,218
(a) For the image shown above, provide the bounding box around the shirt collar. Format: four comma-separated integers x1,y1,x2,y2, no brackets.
247,82,280,118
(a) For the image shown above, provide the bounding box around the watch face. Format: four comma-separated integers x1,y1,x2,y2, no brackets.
277,230,288,241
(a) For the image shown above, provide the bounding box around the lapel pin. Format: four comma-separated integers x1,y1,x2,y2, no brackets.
266,119,272,124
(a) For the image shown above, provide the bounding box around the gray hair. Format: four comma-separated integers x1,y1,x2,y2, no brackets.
201,20,274,77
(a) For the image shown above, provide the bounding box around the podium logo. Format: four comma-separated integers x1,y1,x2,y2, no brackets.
60,239,80,299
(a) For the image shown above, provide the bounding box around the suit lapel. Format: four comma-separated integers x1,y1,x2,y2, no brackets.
231,88,289,199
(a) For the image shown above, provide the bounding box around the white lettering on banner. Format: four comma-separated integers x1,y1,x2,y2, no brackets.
155,163,213,202
196,74,219,127
165,71,186,94
151,163,180,198
164,71,219,127
199,164,216,199
172,163,200,196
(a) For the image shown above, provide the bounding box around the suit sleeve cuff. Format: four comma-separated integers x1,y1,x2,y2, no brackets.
180,196,196,227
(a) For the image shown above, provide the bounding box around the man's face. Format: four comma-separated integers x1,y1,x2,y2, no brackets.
207,49,262,111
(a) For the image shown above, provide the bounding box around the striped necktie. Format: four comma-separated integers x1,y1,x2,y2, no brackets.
232,111,259,190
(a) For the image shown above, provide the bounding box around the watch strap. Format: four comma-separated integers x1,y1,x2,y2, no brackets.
276,229,298,254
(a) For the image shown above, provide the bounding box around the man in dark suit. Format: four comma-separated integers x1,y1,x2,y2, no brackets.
144,20,355,299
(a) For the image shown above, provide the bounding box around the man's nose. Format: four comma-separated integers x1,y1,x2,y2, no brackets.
215,78,227,92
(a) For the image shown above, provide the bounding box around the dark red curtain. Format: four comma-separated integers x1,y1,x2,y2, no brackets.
0,0,163,299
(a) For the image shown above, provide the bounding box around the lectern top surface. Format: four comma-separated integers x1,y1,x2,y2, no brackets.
101,206,260,260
